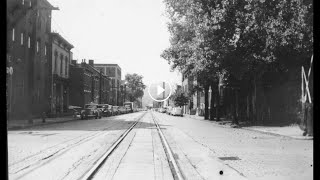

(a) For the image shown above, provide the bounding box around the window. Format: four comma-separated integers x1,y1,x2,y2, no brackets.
37,10,39,17
54,51,58,74
29,0,32,7
60,55,63,76
21,33,24,45
28,36,31,48
44,45,47,55
22,0,24,5
36,41,39,53
12,28,15,41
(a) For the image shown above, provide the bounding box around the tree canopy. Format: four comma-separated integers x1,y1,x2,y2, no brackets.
125,73,146,102
161,0,313,86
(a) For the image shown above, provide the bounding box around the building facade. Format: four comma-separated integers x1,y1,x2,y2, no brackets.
181,74,205,116
94,64,122,106
7,0,58,119
69,60,111,108
49,32,73,115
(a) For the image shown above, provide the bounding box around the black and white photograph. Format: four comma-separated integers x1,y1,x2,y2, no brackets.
7,0,313,179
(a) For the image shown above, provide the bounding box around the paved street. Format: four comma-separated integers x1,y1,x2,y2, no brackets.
153,112,313,180
8,111,313,180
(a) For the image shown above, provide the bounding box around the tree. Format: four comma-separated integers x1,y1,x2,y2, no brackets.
173,93,189,107
125,73,146,103
162,0,312,125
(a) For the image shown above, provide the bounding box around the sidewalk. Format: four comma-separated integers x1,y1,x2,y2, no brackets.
184,114,313,140
7,116,77,130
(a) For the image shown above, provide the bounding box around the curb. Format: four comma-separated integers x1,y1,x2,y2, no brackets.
184,114,313,140
241,127,313,140
7,117,79,130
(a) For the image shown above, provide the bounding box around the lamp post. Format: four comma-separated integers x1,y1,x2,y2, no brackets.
124,81,127,105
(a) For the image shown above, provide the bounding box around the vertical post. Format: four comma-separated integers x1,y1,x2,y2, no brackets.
204,85,209,120
124,84,126,105
301,66,304,103
99,71,102,104
163,82,165,99
10,73,13,115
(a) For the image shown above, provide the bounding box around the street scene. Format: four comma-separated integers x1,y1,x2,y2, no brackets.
7,0,313,180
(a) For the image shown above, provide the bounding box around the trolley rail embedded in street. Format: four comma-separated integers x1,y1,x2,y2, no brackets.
81,112,147,180
151,112,184,180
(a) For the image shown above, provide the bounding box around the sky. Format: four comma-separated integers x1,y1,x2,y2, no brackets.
48,0,181,86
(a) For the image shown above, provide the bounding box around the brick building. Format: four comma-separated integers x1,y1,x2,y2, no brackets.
7,0,58,119
49,32,73,115
69,60,111,108
94,64,122,105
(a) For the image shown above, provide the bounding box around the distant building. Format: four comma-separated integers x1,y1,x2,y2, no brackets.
7,0,58,119
94,64,122,105
49,32,74,115
182,74,205,116
69,60,111,108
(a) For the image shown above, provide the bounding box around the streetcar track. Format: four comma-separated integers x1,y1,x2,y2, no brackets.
9,113,145,178
80,112,147,180
83,111,183,180
9,119,120,166
151,112,184,180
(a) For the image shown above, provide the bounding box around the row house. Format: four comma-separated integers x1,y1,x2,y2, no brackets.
182,72,231,117
94,64,122,106
7,0,58,119
69,60,111,108
181,74,206,116
49,32,74,115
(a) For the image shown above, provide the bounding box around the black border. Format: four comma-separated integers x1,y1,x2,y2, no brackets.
3,0,8,179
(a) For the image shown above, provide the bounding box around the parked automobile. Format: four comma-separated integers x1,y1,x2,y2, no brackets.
69,105,82,118
166,106,173,115
97,104,112,117
171,107,183,116
125,106,131,113
159,107,166,113
81,103,102,119
124,102,137,113
119,106,127,114
107,105,114,116
112,106,120,115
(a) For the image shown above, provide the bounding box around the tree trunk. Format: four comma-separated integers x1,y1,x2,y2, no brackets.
247,95,250,122
252,77,257,124
216,85,220,121
210,84,215,120
204,85,209,120
233,89,239,125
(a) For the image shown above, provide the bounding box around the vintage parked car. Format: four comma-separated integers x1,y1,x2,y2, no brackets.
80,103,102,119
166,106,173,115
69,105,82,118
171,107,183,116
119,106,127,114
112,106,120,115
159,107,166,113
97,104,112,117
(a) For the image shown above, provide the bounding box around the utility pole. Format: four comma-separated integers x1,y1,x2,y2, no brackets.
99,70,102,104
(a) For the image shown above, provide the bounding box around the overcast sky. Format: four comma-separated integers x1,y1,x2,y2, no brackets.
48,0,181,86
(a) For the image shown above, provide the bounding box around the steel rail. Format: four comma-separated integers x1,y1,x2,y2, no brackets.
151,112,184,180
81,112,146,180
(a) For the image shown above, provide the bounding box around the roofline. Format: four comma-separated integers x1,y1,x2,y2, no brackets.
51,33,74,49
41,0,59,10
94,64,121,70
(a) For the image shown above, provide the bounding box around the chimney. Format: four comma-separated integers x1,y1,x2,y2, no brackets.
71,60,77,65
81,59,86,67
89,59,94,66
